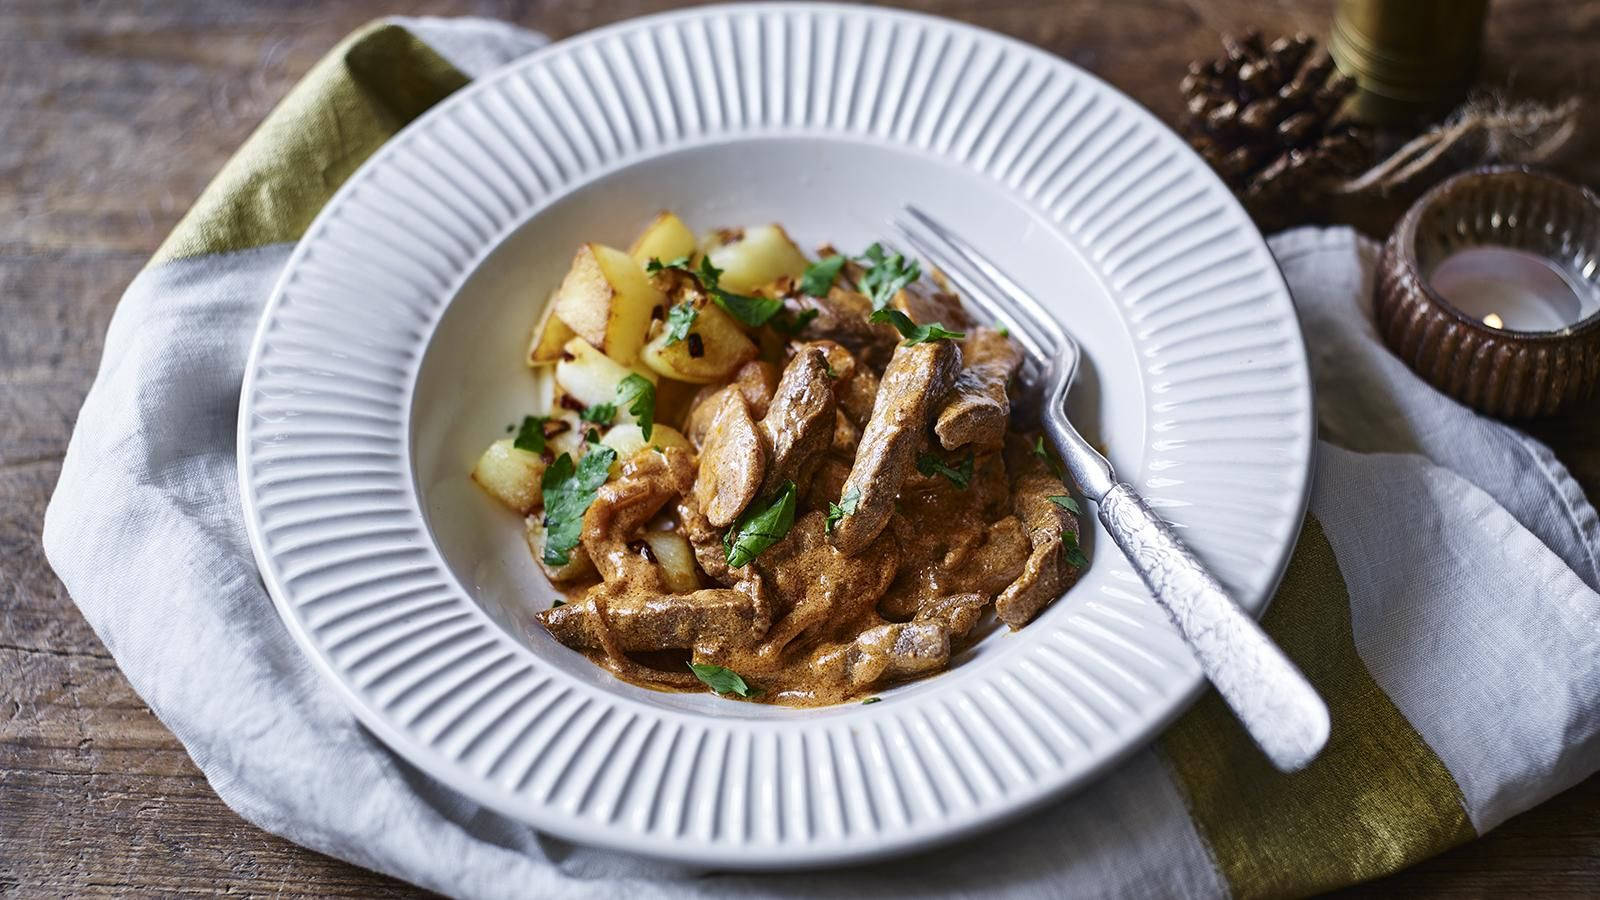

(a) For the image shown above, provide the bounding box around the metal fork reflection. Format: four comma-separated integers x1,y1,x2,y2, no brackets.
892,205,1329,773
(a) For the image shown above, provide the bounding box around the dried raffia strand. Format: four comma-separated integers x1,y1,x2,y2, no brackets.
1337,95,1582,195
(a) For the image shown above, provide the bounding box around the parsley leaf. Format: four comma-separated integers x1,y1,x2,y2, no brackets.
1062,530,1089,569
723,480,797,568
689,663,758,697
550,598,566,608
825,488,861,534
917,452,974,489
663,302,698,345
1048,495,1082,515
513,415,548,454
580,403,616,424
861,697,882,705
857,243,921,311
539,447,617,566
769,307,819,335
1034,435,1066,478
649,255,782,327
714,290,784,327
869,308,965,345
617,373,655,441
799,254,846,297
645,254,693,274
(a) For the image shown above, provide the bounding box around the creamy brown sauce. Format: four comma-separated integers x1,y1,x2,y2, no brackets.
537,271,1085,707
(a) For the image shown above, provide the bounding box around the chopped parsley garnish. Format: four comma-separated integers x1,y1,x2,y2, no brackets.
1048,495,1082,515
825,488,861,534
688,663,758,698
799,254,847,297
663,302,698,345
713,287,784,328
648,255,782,327
513,415,548,454
539,447,617,566
1034,435,1066,478
580,403,616,424
869,308,965,345
584,427,601,444
857,243,921,311
645,254,692,274
616,373,655,440
723,480,797,568
1062,530,1089,569
916,451,974,489
996,324,1010,337
550,598,566,608
861,697,882,705
769,307,819,335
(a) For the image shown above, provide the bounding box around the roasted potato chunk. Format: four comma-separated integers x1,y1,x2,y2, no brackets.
702,224,809,293
470,439,545,514
554,337,658,415
553,243,661,366
629,211,698,266
526,292,575,366
640,300,758,383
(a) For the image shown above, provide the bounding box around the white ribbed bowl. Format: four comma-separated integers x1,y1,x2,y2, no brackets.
238,3,1313,869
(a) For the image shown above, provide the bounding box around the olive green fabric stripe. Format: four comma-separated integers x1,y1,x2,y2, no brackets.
151,22,469,265
1161,516,1476,900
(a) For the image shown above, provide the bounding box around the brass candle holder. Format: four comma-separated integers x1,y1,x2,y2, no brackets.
1375,167,1600,418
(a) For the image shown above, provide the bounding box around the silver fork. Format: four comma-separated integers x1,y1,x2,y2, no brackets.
894,205,1329,773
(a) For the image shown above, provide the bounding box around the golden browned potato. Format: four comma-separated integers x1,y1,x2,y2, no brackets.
599,423,692,458
525,518,597,583
526,292,575,366
629,212,698,266
554,337,658,414
702,224,810,293
642,529,699,592
553,243,662,366
470,439,546,514
640,301,758,383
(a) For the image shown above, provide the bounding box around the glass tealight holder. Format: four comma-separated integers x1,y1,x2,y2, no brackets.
1375,166,1600,417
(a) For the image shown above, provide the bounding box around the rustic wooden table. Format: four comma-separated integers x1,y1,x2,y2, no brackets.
4,0,1598,895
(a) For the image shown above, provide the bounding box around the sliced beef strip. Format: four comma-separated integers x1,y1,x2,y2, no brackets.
801,339,880,427
758,347,837,495
993,445,1085,628
808,622,950,689
935,327,1023,451
829,339,962,556
677,495,739,588
787,285,899,369
693,390,766,527
580,446,695,588
914,593,989,639
892,274,975,332
684,360,778,448
752,510,897,654
539,586,763,652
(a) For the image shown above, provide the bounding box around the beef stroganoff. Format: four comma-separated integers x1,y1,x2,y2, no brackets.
472,213,1088,706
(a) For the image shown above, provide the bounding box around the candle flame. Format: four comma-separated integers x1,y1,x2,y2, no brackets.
1483,312,1504,329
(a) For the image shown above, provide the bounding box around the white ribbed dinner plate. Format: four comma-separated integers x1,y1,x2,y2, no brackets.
238,3,1314,869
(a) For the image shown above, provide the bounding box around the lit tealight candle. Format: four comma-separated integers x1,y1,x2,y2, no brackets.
1427,246,1600,332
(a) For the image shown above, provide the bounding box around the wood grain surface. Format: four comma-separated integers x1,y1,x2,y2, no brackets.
3,1,1598,896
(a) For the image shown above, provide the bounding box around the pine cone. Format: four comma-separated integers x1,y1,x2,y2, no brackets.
1180,32,1369,225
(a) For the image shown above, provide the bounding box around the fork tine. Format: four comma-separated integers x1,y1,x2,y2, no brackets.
890,217,1055,364
902,205,1069,351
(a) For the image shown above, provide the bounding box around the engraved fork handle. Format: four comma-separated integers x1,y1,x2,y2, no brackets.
1098,483,1329,772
